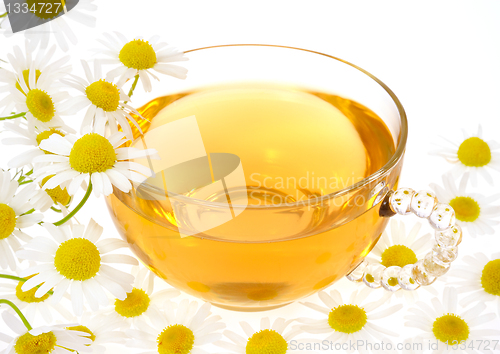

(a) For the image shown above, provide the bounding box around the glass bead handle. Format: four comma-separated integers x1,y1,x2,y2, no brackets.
346,188,462,292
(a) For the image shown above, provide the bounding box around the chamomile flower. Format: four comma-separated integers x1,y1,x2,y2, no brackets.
98,32,188,92
65,312,128,354
15,219,138,316
62,60,144,140
430,126,500,186
216,317,301,354
0,43,70,101
447,252,500,317
0,120,72,210
430,173,500,237
105,265,180,329
404,287,500,353
3,0,97,52
1,120,69,169
28,175,72,213
1,62,74,134
0,267,72,324
0,311,92,354
0,170,43,271
127,299,225,354
298,289,402,353
367,220,437,302
33,130,158,197
370,220,432,268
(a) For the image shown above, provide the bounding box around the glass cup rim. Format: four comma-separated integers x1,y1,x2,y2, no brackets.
133,44,408,209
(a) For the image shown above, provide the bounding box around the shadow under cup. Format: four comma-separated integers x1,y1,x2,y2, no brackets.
105,45,408,311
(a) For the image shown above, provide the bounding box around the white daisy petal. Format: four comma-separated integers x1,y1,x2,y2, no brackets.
42,170,80,190
70,279,85,316
106,66,128,81
50,277,71,305
301,301,330,315
104,169,132,192
94,275,128,300
101,254,138,265
99,171,114,196
35,271,63,298
95,238,128,253
2,311,27,335
238,321,255,339
38,134,73,155
68,174,87,195
318,291,337,309
153,63,188,79
16,213,43,228
138,70,152,92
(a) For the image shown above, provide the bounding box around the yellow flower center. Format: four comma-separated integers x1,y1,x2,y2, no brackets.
119,39,157,70
26,0,64,20
0,203,16,240
66,325,96,344
14,331,57,354
16,69,41,94
16,275,51,303
69,133,117,173
381,245,418,268
85,79,120,112
457,137,491,167
481,259,500,296
41,175,71,206
449,196,480,222
25,89,55,123
246,329,288,354
54,238,101,281
328,304,367,334
114,288,151,318
432,314,470,344
157,324,195,354
36,128,65,154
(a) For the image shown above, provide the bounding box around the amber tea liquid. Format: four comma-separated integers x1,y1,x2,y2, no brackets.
107,83,397,310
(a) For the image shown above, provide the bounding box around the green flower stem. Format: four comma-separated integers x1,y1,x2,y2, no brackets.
20,208,35,216
0,112,26,120
17,169,33,184
0,299,32,330
125,74,140,103
19,179,33,185
50,206,62,213
0,274,54,295
0,12,7,18
53,180,92,226
0,274,26,282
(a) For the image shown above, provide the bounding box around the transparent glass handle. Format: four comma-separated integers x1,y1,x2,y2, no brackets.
346,188,462,292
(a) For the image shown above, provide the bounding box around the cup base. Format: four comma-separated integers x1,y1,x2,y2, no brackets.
211,301,293,312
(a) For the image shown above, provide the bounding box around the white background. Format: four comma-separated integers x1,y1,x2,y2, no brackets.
1,1,500,353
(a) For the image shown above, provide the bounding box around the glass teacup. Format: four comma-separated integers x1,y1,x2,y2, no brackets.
105,44,407,311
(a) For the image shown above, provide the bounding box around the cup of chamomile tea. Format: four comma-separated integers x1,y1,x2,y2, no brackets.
106,44,409,311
